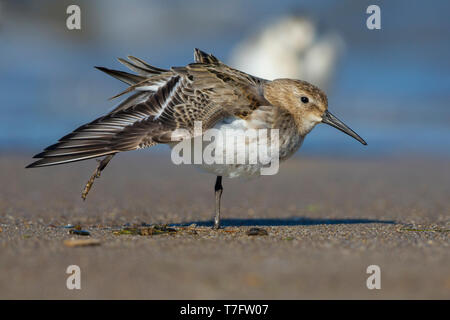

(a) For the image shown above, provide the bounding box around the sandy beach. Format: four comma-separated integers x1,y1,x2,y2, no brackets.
0,153,448,299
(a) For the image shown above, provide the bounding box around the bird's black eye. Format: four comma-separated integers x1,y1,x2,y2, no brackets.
301,96,309,103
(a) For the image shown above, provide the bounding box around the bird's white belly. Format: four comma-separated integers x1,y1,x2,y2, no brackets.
189,117,302,178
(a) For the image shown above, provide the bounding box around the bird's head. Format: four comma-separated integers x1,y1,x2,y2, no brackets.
264,79,367,145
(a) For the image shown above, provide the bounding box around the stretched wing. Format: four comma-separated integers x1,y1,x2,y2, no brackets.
27,50,270,168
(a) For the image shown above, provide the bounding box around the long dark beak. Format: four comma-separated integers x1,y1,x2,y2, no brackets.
321,110,367,145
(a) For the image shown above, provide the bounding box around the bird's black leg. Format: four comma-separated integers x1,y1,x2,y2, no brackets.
213,176,223,229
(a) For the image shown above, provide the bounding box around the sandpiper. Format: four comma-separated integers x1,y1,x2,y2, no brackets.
27,49,366,229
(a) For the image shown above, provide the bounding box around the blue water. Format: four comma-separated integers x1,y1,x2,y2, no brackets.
1,0,449,156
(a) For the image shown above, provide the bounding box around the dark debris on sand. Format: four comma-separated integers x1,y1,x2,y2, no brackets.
114,224,177,236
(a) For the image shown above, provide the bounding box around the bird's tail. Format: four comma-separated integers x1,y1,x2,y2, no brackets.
94,55,168,86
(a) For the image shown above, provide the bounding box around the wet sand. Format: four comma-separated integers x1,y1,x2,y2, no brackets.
0,152,449,299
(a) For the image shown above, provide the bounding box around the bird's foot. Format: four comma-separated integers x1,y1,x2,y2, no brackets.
212,223,221,230
81,154,114,200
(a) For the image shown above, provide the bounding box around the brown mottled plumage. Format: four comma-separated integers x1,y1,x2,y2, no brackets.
27,49,366,228
28,49,268,167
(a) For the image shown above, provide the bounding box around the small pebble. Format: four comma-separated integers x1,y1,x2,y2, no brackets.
246,227,268,236
64,239,100,247
69,229,90,236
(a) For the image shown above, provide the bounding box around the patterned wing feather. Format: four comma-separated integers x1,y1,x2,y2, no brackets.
27,50,270,168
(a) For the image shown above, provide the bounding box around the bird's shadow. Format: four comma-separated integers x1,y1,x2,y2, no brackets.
173,216,396,227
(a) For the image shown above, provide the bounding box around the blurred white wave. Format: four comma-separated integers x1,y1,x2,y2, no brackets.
229,15,344,89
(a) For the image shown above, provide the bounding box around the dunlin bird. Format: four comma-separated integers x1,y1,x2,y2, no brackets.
27,49,366,229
